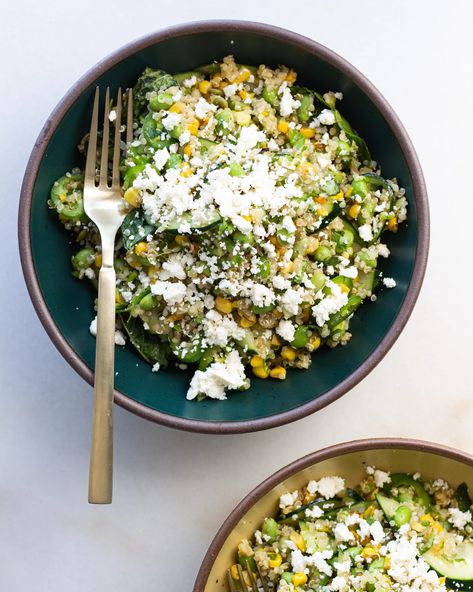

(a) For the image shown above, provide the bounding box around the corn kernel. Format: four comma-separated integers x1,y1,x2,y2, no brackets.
300,127,315,139
349,204,361,219
239,316,256,328
235,68,251,83
309,335,321,351
230,565,239,580
420,514,433,523
290,532,306,552
250,356,264,368
384,557,391,570
387,217,398,231
134,241,148,256
361,546,379,560
234,110,251,126
281,261,294,275
269,554,282,569
124,186,141,208
242,214,252,222
215,296,233,314
183,144,193,157
238,89,248,100
187,118,200,135
333,191,345,201
339,283,350,294
277,120,289,133
175,235,190,246
345,186,353,197
199,80,211,94
285,70,297,83
306,236,319,255
253,366,269,379
115,289,124,305
59,193,66,203
315,196,327,204
169,101,184,113
292,573,308,586
439,578,446,585
94,253,102,268
167,313,184,323
281,346,296,362
270,366,287,380
271,335,282,347
180,163,193,177
148,265,161,279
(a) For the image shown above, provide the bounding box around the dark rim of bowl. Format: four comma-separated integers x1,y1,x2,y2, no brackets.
193,437,473,591
18,20,429,434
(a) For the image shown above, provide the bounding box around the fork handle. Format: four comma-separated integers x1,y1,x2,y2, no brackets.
88,265,116,504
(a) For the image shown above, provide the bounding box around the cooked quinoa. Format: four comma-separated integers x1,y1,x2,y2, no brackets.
230,468,473,591
49,56,407,401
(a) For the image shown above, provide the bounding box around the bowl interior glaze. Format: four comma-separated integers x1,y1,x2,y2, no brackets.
22,22,428,431
195,440,473,591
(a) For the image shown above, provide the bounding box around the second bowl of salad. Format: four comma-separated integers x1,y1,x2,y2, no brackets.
19,21,429,433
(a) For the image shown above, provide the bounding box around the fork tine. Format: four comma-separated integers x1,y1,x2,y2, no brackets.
236,565,250,592
246,565,259,592
99,87,110,186
84,87,99,187
255,563,269,592
226,569,238,592
111,88,122,188
126,88,133,146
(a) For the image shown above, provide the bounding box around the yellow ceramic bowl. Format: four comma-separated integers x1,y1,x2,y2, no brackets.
193,438,473,591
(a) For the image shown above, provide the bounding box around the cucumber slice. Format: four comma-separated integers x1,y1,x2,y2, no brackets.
376,494,400,520
423,542,473,581
174,71,203,85
237,329,258,354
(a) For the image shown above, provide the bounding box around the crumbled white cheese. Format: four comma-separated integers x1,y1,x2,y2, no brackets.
369,520,385,544
276,319,296,342
161,111,181,131
312,282,348,327
448,508,472,529
383,277,396,288
89,316,126,346
153,148,170,170
108,109,117,122
150,280,187,306
317,476,345,499
194,97,217,119
280,490,299,509
373,468,391,488
151,362,160,373
334,523,354,542
318,109,335,126
358,224,373,242
183,75,197,88
186,350,246,400
279,86,301,117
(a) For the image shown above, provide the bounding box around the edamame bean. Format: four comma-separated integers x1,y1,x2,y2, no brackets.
297,94,313,122
165,153,183,169
291,326,310,348
281,573,294,584
149,92,173,111
140,293,157,310
229,162,245,177
394,505,412,527
258,259,271,279
314,245,332,262
262,517,280,542
72,248,94,271
262,87,278,106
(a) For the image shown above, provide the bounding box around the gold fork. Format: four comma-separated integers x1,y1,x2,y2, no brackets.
227,564,270,592
84,87,133,504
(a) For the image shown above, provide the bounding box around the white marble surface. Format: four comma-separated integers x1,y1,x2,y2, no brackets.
2,1,473,589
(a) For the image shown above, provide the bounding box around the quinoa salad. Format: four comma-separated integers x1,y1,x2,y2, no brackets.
49,56,407,401
230,469,473,591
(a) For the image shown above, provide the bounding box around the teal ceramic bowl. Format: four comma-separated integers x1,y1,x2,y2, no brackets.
18,21,429,433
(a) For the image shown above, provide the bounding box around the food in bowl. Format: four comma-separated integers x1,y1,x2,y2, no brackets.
230,468,473,591
49,55,407,401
